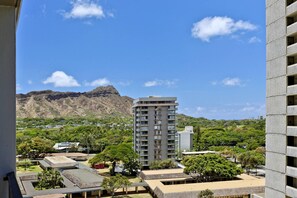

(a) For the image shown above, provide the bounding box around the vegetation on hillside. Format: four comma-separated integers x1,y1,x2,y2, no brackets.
16,115,266,174
16,117,133,155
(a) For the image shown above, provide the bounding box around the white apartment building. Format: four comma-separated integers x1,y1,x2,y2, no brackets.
176,126,194,152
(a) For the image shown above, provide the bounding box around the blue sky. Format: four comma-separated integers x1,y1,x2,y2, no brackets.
16,0,266,120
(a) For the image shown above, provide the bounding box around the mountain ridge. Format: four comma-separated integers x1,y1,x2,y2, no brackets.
16,86,133,118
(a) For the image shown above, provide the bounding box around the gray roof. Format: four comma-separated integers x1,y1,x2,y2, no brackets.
62,169,103,189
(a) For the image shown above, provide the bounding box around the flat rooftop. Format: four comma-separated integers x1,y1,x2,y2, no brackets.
62,169,103,189
49,153,88,157
133,97,178,107
182,151,218,155
141,168,184,176
43,156,78,168
33,194,65,198
141,168,264,197
150,174,264,193
140,169,191,180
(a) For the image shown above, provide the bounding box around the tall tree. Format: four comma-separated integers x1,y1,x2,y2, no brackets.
238,151,265,175
193,126,202,150
102,174,131,197
89,143,138,176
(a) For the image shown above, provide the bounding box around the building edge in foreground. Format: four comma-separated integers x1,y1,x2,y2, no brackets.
266,0,297,197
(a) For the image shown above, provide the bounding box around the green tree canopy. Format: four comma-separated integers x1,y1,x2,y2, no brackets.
198,189,214,198
36,169,63,190
149,159,177,170
17,137,54,159
182,154,243,182
89,143,138,176
238,150,265,174
101,174,131,197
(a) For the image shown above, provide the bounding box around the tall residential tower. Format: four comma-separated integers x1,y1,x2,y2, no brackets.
266,0,297,197
133,97,178,168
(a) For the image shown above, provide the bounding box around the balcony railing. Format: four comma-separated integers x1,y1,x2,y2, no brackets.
4,172,23,198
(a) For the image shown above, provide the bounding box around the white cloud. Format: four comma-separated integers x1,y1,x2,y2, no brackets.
179,103,265,120
43,71,80,87
28,80,33,85
85,78,111,86
63,0,105,19
248,36,261,43
192,16,257,42
144,79,177,87
144,80,159,87
222,78,241,86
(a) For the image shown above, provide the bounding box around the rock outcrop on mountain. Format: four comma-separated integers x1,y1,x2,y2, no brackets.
16,86,133,118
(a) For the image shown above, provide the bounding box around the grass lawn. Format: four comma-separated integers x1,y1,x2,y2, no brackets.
17,165,42,173
128,177,141,183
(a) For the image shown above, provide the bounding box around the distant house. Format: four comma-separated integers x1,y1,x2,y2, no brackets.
53,142,80,152
175,126,194,152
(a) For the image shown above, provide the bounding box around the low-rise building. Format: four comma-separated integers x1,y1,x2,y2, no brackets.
140,169,264,198
53,142,80,152
175,126,194,152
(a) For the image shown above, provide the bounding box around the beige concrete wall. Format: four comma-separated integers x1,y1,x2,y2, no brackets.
0,5,17,198
266,0,287,197
153,186,264,198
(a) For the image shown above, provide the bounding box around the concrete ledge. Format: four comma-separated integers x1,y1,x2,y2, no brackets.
287,63,297,76
287,146,297,157
287,85,297,95
287,1,297,16
286,185,297,197
287,43,297,56
287,105,297,115
287,126,297,136
286,166,297,178
288,22,297,36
